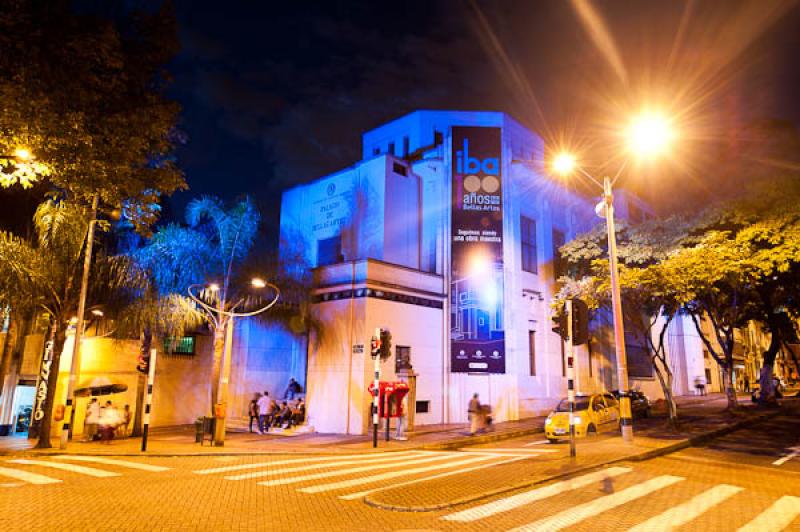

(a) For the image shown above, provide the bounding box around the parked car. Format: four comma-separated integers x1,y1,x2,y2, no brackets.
611,390,651,419
545,393,620,443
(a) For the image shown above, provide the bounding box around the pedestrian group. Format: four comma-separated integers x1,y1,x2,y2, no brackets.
249,378,306,434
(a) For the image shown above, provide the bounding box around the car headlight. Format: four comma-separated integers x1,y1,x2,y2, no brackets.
545,417,553,425
572,416,582,425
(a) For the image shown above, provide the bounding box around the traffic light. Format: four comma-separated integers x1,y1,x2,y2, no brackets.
551,299,590,345
552,310,568,341
370,336,381,359
136,350,149,374
379,328,392,361
571,298,590,345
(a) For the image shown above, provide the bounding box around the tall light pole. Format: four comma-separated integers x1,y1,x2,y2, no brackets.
552,111,674,444
188,277,279,446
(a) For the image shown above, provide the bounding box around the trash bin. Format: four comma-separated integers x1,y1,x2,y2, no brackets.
196,416,215,445
194,418,203,443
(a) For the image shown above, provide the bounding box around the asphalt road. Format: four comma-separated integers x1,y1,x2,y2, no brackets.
1,412,798,531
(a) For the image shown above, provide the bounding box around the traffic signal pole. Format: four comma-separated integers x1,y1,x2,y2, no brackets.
566,300,577,459
372,328,381,448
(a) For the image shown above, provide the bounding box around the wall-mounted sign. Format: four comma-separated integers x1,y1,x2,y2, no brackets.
450,126,505,373
352,344,364,354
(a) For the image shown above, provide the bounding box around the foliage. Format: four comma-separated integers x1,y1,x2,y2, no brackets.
0,1,185,232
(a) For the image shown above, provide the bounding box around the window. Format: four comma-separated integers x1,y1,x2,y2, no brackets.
164,336,195,355
317,235,342,266
528,330,536,376
433,130,443,146
520,216,537,273
402,136,409,156
395,346,412,372
388,141,395,155
372,146,380,156
625,331,653,378
704,368,712,387
552,229,566,281
560,336,566,377
392,161,407,176
416,400,430,414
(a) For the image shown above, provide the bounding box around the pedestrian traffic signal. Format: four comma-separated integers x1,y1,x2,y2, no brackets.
370,336,381,359
136,351,149,374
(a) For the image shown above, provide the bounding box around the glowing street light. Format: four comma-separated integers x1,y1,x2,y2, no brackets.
549,111,676,445
208,283,220,292
251,277,267,289
626,112,674,158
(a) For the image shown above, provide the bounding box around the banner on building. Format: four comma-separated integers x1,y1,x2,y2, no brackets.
450,126,505,373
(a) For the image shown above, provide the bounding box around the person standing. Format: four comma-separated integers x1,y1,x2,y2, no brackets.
84,398,100,441
468,393,481,436
743,375,750,393
248,394,261,433
256,391,271,434
394,392,408,441
284,378,303,400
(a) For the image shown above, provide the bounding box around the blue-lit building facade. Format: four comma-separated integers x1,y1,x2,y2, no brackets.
279,110,663,435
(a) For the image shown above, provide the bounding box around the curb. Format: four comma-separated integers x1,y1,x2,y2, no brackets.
363,410,783,512
0,426,544,458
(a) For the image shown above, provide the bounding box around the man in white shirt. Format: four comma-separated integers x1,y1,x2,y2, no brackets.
256,391,272,434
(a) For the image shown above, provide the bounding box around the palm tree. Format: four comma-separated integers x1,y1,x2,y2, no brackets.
0,199,119,448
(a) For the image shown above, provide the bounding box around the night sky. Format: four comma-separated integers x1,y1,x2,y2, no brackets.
17,1,800,242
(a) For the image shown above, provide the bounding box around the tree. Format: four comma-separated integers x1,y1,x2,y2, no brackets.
557,217,689,424
0,199,127,447
0,1,186,232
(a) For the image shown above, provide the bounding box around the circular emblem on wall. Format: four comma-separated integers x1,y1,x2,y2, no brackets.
327,183,336,196
463,175,500,194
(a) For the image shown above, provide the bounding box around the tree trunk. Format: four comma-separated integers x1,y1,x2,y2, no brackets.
653,355,678,425
130,329,151,437
210,324,225,415
722,362,738,410
33,323,67,449
758,328,781,405
0,313,18,407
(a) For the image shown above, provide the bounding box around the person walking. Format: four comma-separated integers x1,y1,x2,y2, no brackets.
394,392,408,441
256,391,271,434
248,394,261,433
468,393,481,436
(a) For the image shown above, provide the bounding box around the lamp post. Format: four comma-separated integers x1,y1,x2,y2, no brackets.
187,277,280,446
552,111,674,444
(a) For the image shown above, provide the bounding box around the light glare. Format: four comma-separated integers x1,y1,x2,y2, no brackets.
13,147,32,161
553,152,576,175
626,113,673,158
251,277,266,288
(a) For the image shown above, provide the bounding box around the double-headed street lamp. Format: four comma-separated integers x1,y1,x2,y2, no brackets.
552,112,674,443
188,277,280,446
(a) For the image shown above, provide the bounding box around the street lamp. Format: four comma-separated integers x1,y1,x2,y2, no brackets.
187,278,280,446
553,111,674,444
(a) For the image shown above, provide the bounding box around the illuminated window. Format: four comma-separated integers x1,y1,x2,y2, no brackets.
520,216,537,273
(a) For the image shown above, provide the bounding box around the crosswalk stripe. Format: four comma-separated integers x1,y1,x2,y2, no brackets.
524,440,551,447
0,466,62,485
628,484,743,531
256,452,460,487
225,452,440,481
459,448,558,454
737,496,800,532
443,467,632,522
7,459,120,478
192,450,424,475
507,475,684,532
301,454,499,494
52,455,170,472
339,456,527,500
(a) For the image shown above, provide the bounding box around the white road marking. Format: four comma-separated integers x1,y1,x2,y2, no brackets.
507,475,684,532
458,448,558,454
0,466,62,485
737,496,800,532
628,484,743,531
300,454,498,494
1,482,23,487
8,459,121,478
256,453,461,487
524,440,551,447
192,450,424,474
339,456,527,500
771,446,800,466
225,452,444,481
213,456,240,462
443,467,632,522
52,455,170,472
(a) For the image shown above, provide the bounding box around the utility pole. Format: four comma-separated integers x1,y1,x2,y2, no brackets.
604,176,633,443
141,348,158,452
371,328,381,448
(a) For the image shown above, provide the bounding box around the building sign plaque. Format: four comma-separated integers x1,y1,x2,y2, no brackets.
450,126,505,373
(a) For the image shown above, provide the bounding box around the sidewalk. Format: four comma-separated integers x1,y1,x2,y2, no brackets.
0,392,777,457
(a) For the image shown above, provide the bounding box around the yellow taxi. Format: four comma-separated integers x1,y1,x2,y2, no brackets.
544,393,620,442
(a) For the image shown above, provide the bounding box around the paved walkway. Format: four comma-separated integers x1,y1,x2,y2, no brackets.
0,392,776,457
